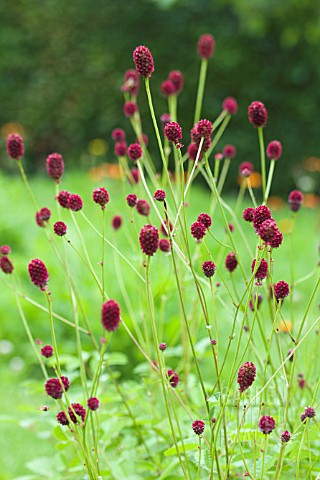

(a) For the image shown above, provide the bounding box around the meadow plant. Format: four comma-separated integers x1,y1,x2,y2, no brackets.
1,34,319,480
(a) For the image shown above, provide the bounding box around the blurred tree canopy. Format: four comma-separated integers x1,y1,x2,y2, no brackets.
0,0,319,194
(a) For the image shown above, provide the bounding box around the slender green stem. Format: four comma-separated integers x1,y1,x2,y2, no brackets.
194,59,208,124
265,159,276,202
17,160,39,210
44,290,62,377
257,127,266,203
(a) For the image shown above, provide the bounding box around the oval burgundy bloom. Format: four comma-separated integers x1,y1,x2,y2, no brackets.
223,144,236,159
159,238,171,252
164,122,183,145
35,208,51,227
28,258,49,290
154,189,166,202
195,119,213,138
69,194,83,212
187,143,202,161
139,224,159,256
128,143,142,162
191,221,207,241
54,221,67,236
6,133,24,160
161,79,175,97
225,252,238,273
168,70,184,94
248,101,268,127
0,245,11,255
242,207,255,222
126,194,137,207
239,161,253,177
192,420,205,435
41,345,53,358
167,369,180,387
115,141,127,157
273,281,289,301
202,261,216,277
237,362,256,393
123,101,137,118
288,190,303,212
251,258,268,280
259,415,275,434
87,397,100,411
46,153,64,182
93,187,109,209
57,190,71,209
266,140,282,160
222,97,238,115
0,256,14,274
133,46,154,78
253,205,272,230
198,34,215,59
111,128,126,142
112,215,122,230
101,299,121,332
68,403,86,424
121,69,139,96
136,199,150,216
197,213,212,229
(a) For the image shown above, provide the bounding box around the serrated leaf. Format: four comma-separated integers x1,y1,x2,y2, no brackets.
207,392,220,403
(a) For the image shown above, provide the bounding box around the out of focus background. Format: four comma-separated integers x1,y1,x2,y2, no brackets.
0,0,319,194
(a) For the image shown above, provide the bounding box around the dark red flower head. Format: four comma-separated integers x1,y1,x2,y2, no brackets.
6,133,24,160
45,376,69,399
135,133,149,146
41,345,53,358
159,238,171,252
195,119,213,138
191,221,207,241
101,299,121,331
133,46,154,78
239,161,253,177
115,141,127,157
192,420,205,435
259,415,275,434
248,101,268,127
128,143,143,162
222,97,238,115
57,411,68,425
69,194,83,212
197,213,212,229
202,260,216,277
112,128,126,142
198,34,215,59
160,113,171,126
93,187,109,209
249,293,263,311
56,190,71,209
225,252,238,273
187,143,202,161
54,221,67,236
159,342,167,351
253,205,272,230
87,397,100,411
303,406,316,419
123,101,138,118
139,224,159,256
237,361,256,393
266,140,282,160
126,193,137,207
167,369,180,387
0,256,14,274
251,258,268,281
28,258,49,290
273,281,289,301
112,215,122,230
281,430,291,442
258,219,277,242
35,208,51,227
154,189,166,202
68,403,86,424
161,79,175,97
243,207,255,222
168,70,184,94
161,221,173,237
46,153,64,183
268,229,283,249
223,144,236,159
136,199,150,216
0,245,11,255
130,168,139,184
121,69,139,96
164,122,183,147
288,190,303,212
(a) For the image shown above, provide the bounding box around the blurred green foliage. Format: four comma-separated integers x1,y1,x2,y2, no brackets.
0,0,319,193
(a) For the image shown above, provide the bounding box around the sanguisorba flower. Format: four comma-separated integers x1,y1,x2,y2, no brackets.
225,252,238,273
45,376,70,399
198,34,215,59
161,79,175,97
242,207,255,222
54,221,67,237
288,190,303,212
68,403,86,424
266,140,282,160
111,128,126,142
197,212,212,229
202,261,216,277
251,258,268,281
192,420,205,435
191,221,207,241
101,299,121,332
126,194,137,207
46,153,64,183
239,161,253,177
273,281,290,301
167,369,180,387
136,199,150,216
56,190,71,209
168,70,184,95
139,224,159,256
154,189,166,202
248,101,268,127
121,69,139,96
164,121,183,148
123,101,138,118
222,144,236,159
35,208,51,227
92,187,109,209
159,238,171,252
222,97,238,115
133,46,154,78
6,133,24,160
68,193,83,212
87,397,100,411
112,215,122,230
41,345,53,358
128,143,143,162
0,256,14,274
259,415,275,434
0,245,11,255
28,258,49,290
237,362,256,393
281,430,291,442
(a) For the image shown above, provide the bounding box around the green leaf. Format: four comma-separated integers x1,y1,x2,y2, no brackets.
207,392,220,403
164,442,198,456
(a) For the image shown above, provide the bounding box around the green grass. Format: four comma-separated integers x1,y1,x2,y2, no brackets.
0,171,319,478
